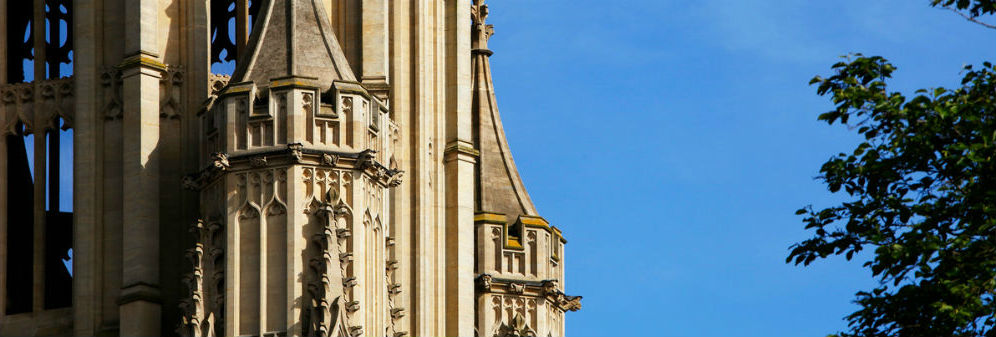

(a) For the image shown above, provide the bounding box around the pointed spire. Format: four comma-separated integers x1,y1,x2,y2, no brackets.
472,0,539,218
231,0,356,90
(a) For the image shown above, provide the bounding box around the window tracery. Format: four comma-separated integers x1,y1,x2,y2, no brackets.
210,0,260,73
2,0,75,316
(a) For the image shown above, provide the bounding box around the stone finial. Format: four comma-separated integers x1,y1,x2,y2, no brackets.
471,0,495,51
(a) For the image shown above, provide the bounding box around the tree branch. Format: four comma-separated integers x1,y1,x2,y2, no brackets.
947,8,996,29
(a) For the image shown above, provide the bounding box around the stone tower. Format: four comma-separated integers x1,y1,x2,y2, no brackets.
0,0,580,336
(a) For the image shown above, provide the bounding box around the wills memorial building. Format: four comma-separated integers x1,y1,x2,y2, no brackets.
0,0,580,336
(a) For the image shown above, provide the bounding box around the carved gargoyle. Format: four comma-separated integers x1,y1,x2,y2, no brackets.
322,153,339,167
478,274,494,291
211,152,229,171
541,280,559,296
182,175,200,191
554,293,582,312
356,149,377,171
386,169,405,187
288,143,304,163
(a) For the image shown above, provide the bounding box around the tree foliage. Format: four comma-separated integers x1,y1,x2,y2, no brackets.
930,0,996,17
789,1,996,336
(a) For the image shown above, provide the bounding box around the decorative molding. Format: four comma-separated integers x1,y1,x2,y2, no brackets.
208,74,231,96
1,78,75,135
303,186,354,337
341,96,353,118
249,156,268,168
444,140,480,159
474,212,508,225
390,308,405,320
475,274,583,312
496,313,536,337
177,220,225,337
268,76,321,90
117,50,167,72
160,65,184,119
100,68,124,121
302,91,314,117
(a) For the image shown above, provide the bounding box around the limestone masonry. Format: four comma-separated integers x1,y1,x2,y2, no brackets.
0,0,580,336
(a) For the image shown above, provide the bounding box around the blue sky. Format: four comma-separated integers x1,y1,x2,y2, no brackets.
483,1,994,336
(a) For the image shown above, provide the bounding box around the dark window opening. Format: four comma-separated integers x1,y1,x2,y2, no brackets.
3,0,75,314
210,0,260,75
5,125,34,315
44,119,72,309
45,0,74,79
8,122,73,312
6,2,33,83
6,0,73,83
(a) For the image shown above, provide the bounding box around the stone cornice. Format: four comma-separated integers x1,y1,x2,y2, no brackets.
475,212,569,249
444,141,480,158
116,50,166,72
269,75,322,90
184,145,403,190
476,274,582,312
118,282,163,305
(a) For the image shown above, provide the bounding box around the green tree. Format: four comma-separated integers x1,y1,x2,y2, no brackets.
789,1,996,336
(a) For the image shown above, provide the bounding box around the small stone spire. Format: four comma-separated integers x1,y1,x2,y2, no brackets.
231,0,356,90
472,0,539,218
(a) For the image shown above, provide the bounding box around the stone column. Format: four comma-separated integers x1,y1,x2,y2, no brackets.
31,114,47,313
361,0,389,99
225,172,240,336
117,1,165,330
0,133,7,321
31,0,48,314
235,0,249,59
72,0,99,333
443,0,475,336
0,0,8,321
411,0,442,334
117,51,164,336
387,0,413,333
0,0,6,83
285,164,304,337
348,164,367,332
48,127,59,211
